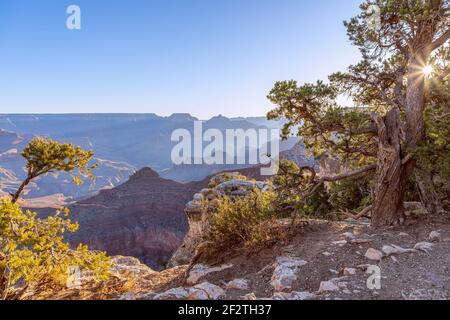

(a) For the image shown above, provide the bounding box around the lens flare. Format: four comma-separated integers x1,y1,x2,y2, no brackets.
423,65,433,77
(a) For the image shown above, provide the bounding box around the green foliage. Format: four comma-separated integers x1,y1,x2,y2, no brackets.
344,0,448,59
299,186,333,218
328,176,373,212
204,190,278,253
21,137,96,186
415,46,450,200
267,80,377,167
272,160,332,218
0,199,110,300
273,160,371,219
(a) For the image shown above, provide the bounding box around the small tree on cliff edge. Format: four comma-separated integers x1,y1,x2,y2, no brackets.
10,137,96,204
1,138,108,300
268,0,449,227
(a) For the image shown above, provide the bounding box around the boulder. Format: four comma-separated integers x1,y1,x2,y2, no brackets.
270,257,307,292
187,264,233,285
110,256,156,278
153,287,191,300
188,282,226,300
225,279,249,291
364,248,383,261
318,281,340,293
429,231,441,242
414,242,434,253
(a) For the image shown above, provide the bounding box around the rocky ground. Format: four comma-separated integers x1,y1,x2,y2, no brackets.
143,214,449,301
32,213,449,300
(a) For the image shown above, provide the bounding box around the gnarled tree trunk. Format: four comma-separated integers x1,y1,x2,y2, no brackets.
371,108,407,227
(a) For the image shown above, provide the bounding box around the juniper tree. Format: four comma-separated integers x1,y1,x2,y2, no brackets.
1,138,107,300
11,137,96,204
268,0,449,227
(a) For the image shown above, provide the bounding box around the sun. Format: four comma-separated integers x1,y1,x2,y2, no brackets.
423,65,433,77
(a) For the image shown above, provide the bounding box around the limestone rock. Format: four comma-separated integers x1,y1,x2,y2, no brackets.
414,242,434,253
243,293,257,300
342,232,355,240
272,291,316,300
343,268,357,276
225,279,249,291
365,248,383,261
187,264,233,285
188,282,226,300
382,244,415,257
429,231,441,242
110,256,156,278
153,287,191,300
270,257,307,292
332,240,347,246
318,281,340,293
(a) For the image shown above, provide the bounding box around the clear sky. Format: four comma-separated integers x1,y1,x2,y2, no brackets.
0,0,362,119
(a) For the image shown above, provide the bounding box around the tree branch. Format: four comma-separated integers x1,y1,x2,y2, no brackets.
430,29,450,52
305,163,377,198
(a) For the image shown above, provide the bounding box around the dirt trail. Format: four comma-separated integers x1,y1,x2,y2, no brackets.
154,214,450,300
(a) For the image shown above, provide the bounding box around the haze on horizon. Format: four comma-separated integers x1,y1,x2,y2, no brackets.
0,0,362,119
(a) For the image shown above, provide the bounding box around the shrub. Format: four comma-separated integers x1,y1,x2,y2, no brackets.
272,160,333,219
204,190,278,253
328,175,373,212
0,200,110,300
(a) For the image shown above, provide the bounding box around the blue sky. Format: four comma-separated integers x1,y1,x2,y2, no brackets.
0,0,362,119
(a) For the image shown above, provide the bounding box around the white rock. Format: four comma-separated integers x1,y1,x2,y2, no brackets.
270,257,307,292
414,242,434,253
193,193,204,201
318,281,340,293
153,287,190,300
332,240,348,246
429,231,441,242
225,279,249,291
188,282,226,300
322,252,333,256
243,293,257,300
187,263,233,285
382,244,415,256
343,268,357,276
365,248,383,261
342,232,356,240
272,291,316,300
110,256,156,277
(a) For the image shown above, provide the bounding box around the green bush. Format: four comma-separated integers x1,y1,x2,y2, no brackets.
204,190,278,253
0,199,110,300
328,176,373,212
